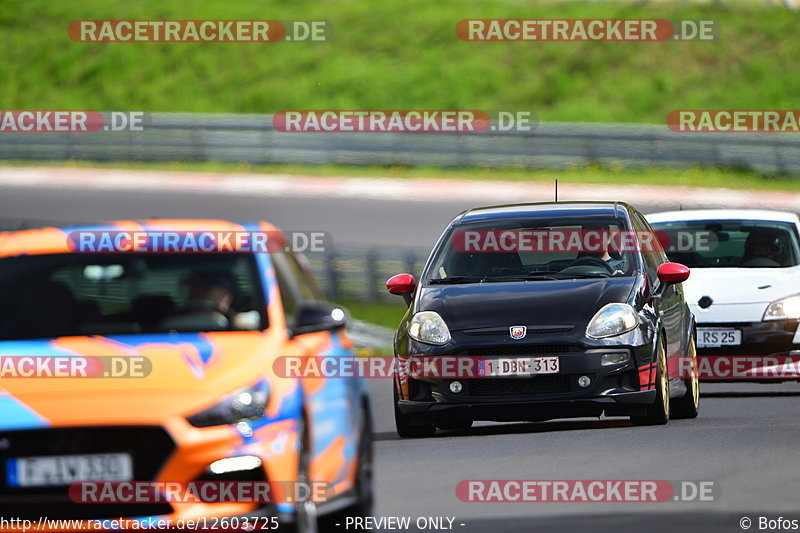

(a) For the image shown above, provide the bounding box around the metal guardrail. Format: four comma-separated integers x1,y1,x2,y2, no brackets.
305,247,428,302
1,113,800,173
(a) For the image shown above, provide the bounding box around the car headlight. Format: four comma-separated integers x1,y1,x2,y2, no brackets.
187,380,270,428
586,303,639,339
763,295,800,321
408,311,451,345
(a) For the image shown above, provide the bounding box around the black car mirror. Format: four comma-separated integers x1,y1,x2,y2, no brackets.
290,300,348,337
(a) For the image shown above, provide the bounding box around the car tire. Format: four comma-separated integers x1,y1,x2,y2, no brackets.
631,336,670,426
672,333,700,419
292,416,319,533
394,385,436,438
320,403,374,529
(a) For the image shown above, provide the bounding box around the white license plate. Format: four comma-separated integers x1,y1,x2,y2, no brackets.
7,453,133,488
480,356,559,377
697,328,742,348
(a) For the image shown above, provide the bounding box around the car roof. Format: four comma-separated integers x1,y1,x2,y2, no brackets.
459,201,635,223
647,209,799,225
0,219,278,258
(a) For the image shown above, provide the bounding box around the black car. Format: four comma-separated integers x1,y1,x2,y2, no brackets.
386,201,699,438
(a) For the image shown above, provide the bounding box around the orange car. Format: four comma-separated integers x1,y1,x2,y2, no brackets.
0,220,372,532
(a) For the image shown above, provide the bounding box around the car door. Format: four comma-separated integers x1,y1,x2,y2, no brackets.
633,211,689,382
271,250,364,496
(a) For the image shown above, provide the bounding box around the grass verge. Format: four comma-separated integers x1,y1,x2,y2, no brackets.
1,1,798,123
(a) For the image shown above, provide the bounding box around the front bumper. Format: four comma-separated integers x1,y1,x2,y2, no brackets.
396,344,658,424
398,390,656,423
697,319,800,356
696,319,800,381
0,419,298,523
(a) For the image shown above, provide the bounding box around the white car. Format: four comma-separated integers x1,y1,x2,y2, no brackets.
647,209,800,380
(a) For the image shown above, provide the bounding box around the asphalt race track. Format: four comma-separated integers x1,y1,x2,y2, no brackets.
0,185,448,250
3,173,799,250
369,380,800,533
2,180,800,532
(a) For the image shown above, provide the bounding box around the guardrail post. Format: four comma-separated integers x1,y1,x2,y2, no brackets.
404,251,417,279
325,250,340,300
192,128,206,161
366,249,379,301
585,138,597,165
66,132,76,160
775,142,786,175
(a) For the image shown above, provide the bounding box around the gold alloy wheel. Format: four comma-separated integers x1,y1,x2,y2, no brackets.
659,340,669,417
689,336,699,408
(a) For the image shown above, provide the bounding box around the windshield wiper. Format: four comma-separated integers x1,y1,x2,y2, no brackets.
486,272,615,281
482,274,561,282
429,271,619,284
428,276,486,285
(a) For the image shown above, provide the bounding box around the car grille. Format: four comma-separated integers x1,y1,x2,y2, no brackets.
467,375,572,397
0,426,175,519
456,344,578,356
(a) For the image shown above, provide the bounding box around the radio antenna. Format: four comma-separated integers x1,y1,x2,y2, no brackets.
554,179,558,202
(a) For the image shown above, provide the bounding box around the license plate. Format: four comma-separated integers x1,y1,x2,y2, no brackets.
697,328,741,348
6,453,133,488
479,356,559,377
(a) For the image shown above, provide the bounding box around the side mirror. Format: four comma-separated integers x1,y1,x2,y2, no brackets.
657,262,690,284
290,301,348,337
386,273,416,306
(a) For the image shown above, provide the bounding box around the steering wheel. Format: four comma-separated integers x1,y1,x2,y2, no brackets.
566,256,615,274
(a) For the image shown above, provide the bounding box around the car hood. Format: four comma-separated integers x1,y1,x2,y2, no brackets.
418,278,636,331
0,330,295,428
682,266,800,305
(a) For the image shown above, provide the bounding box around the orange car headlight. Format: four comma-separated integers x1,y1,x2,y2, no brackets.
187,380,270,428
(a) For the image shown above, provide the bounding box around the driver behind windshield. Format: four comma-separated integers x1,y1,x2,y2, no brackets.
160,271,261,331
577,223,625,275
183,271,235,328
741,232,781,267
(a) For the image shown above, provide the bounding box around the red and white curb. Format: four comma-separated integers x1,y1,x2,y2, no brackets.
1,166,799,211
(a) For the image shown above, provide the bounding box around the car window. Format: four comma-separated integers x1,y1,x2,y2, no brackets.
631,211,663,286
271,252,301,327
427,217,634,282
286,251,325,301
649,220,800,268
0,253,267,340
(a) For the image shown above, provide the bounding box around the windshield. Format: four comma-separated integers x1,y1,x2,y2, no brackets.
649,220,800,268
427,218,636,283
0,253,267,340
